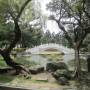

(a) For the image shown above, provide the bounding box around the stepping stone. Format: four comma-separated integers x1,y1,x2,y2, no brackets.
35,78,48,82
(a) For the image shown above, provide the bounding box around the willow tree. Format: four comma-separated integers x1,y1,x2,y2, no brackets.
47,0,90,79
0,0,32,75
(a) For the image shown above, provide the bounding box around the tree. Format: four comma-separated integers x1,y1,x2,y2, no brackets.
21,27,43,48
47,0,90,79
0,22,14,48
0,0,32,75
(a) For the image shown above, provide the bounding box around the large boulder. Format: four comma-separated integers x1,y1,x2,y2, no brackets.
30,65,44,74
52,69,71,85
58,77,69,85
46,61,68,72
52,69,71,80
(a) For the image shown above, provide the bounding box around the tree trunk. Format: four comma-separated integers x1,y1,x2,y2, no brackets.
74,46,81,80
1,21,30,76
0,0,31,76
87,56,90,72
0,50,30,75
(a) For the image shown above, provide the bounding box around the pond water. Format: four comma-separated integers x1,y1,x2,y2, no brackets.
17,52,87,69
30,54,75,67
30,54,48,69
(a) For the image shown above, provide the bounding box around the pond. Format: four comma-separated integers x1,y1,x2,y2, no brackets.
17,53,74,66
16,52,87,71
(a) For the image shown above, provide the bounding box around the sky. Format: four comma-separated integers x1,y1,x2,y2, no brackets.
38,0,60,34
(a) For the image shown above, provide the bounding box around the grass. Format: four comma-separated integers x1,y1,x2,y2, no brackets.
0,73,79,90
0,73,61,89
0,75,48,84
0,75,14,83
68,59,87,71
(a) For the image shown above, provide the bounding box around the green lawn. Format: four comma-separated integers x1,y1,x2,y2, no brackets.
68,59,87,71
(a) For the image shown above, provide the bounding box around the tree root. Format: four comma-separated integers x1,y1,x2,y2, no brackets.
0,66,31,78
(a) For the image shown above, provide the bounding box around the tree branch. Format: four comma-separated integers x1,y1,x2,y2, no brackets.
6,20,21,53
16,0,31,20
82,0,90,19
56,20,73,46
78,31,87,48
0,49,2,54
63,0,81,25
61,21,77,25
77,26,90,48
6,0,31,53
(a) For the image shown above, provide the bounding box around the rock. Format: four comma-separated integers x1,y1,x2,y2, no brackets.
30,65,44,74
52,69,71,80
58,77,69,85
35,78,48,82
46,62,68,72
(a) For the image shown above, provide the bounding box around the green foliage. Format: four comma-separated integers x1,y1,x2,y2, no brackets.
0,0,35,48
82,34,90,52
68,59,87,70
20,27,43,48
13,48,26,52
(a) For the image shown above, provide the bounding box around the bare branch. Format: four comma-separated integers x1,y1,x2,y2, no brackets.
49,15,73,45
56,20,73,45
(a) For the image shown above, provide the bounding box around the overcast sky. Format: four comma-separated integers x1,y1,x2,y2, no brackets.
38,0,60,34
